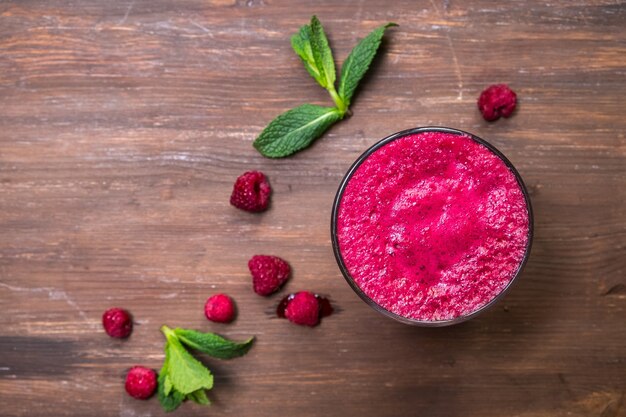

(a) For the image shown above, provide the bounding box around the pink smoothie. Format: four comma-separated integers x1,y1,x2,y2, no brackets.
336,131,530,322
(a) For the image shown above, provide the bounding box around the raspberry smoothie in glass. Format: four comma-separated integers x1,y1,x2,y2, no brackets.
331,127,533,326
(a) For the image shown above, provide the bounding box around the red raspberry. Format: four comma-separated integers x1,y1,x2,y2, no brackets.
477,84,517,121
230,171,271,212
204,293,236,323
284,291,320,326
125,366,157,400
248,255,291,296
102,308,133,338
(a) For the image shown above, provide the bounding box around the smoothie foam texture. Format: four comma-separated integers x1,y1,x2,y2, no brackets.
336,131,529,321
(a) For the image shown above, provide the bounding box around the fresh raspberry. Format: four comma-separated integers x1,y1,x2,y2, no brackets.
248,255,291,296
230,171,271,212
284,291,320,326
102,308,133,338
477,84,517,121
204,293,236,323
125,366,157,400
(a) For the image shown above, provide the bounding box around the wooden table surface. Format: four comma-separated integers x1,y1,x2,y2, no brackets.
1,1,625,416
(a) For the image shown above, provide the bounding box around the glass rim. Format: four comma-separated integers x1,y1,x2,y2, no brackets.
330,126,534,327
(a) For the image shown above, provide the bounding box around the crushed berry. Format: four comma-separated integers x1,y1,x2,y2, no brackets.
204,293,236,323
125,366,157,400
102,308,133,339
230,171,271,212
477,84,517,121
283,291,322,326
276,291,334,327
248,255,291,296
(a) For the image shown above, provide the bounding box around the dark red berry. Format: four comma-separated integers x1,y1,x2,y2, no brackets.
284,291,320,326
204,293,235,323
102,308,132,338
230,171,271,212
248,255,291,296
125,366,157,400
477,84,517,121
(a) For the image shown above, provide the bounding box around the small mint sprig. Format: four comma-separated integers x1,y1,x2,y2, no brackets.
158,325,254,412
253,16,397,158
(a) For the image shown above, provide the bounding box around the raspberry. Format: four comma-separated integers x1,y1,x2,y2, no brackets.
248,255,291,296
102,308,133,338
204,293,236,323
125,366,157,400
230,171,271,212
284,291,320,326
477,84,517,121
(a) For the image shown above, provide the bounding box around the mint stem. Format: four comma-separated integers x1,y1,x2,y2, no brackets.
161,325,177,342
327,86,348,116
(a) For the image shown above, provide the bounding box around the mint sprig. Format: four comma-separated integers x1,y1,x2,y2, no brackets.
158,325,254,412
254,16,397,158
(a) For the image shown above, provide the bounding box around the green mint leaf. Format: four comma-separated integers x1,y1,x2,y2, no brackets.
291,25,324,85
159,386,184,412
165,336,214,395
309,16,336,90
253,104,342,158
158,352,184,412
163,374,173,396
174,328,254,360
186,389,211,405
338,23,397,106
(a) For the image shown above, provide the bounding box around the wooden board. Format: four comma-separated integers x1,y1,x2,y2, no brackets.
1,1,625,416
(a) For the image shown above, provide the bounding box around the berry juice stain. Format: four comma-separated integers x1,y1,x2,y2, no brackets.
276,294,294,318
276,293,334,319
318,296,334,318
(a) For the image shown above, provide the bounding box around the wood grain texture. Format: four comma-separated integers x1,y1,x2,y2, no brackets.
1,0,625,416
